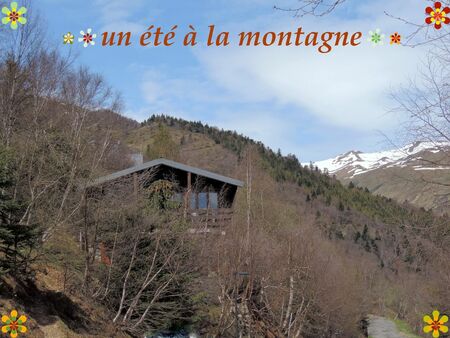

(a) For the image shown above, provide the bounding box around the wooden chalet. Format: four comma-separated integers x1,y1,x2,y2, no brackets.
86,158,244,231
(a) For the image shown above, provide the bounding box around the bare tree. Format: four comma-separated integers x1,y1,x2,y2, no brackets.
0,0,44,146
81,174,195,335
392,36,450,190
275,0,346,17
55,67,121,220
275,0,450,46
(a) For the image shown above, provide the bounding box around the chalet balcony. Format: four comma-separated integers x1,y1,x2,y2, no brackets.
187,208,234,235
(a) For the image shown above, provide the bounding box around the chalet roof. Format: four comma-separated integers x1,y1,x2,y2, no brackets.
87,158,244,188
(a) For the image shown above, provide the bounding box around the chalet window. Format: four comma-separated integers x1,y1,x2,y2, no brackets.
198,192,208,209
188,191,219,209
171,192,183,203
209,192,218,209
190,194,197,209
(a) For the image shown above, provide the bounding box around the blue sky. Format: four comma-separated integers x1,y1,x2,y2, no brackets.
37,0,433,162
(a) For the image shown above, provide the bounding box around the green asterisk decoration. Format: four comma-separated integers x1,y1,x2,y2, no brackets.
367,29,385,46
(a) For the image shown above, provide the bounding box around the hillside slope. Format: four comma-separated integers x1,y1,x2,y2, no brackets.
139,116,448,263
4,111,448,337
127,124,239,177
132,115,449,336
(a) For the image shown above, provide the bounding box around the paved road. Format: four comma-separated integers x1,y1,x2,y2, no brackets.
367,315,411,338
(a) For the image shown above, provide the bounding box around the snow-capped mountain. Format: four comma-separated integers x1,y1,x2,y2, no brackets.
315,141,450,179
314,141,450,211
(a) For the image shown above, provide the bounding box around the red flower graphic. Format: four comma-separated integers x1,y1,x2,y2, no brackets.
390,33,401,45
425,2,450,30
78,28,97,47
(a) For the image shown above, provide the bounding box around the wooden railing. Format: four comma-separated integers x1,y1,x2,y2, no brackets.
187,208,233,234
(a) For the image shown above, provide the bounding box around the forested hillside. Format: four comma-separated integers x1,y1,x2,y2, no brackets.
127,115,449,336
143,115,445,232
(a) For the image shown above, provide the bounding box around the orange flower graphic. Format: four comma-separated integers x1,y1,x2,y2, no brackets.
390,33,401,45
1,310,27,338
423,310,448,338
425,2,450,30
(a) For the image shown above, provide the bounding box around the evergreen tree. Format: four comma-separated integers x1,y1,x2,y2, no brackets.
146,124,180,161
0,147,40,277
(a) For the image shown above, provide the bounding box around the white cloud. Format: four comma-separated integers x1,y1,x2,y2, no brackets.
138,68,304,154
94,0,149,34
139,67,231,112
196,46,422,130
131,0,432,160
192,0,428,131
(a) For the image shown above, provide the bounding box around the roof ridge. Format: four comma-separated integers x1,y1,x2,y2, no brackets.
86,157,244,188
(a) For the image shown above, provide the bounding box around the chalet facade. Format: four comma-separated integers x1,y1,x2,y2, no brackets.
87,158,244,230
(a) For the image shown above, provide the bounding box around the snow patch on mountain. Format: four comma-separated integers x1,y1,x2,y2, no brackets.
315,141,449,177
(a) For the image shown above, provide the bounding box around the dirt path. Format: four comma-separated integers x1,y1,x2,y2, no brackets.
367,315,411,338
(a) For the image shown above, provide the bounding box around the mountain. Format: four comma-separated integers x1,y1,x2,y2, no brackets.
315,141,450,211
